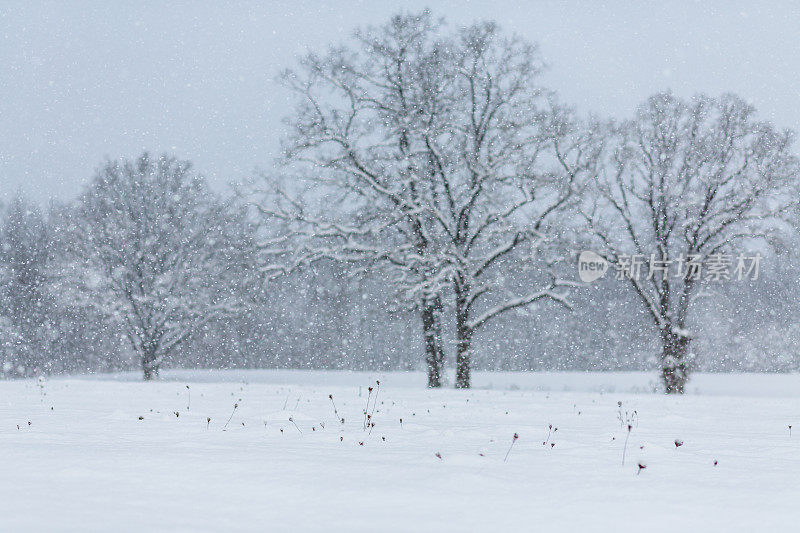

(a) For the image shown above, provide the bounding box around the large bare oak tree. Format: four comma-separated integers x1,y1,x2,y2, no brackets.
261,12,594,387
581,93,798,393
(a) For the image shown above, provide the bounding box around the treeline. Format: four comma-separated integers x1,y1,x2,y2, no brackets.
2,11,799,392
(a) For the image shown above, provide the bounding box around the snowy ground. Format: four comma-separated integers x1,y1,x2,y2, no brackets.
2,370,799,532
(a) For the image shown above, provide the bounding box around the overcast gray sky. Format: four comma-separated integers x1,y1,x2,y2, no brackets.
2,1,799,204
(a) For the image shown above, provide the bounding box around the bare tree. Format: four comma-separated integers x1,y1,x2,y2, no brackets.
261,11,593,388
428,23,598,388
581,92,798,393
64,153,255,380
253,12,452,386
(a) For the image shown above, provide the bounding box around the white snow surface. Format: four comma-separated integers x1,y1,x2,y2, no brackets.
2,369,799,532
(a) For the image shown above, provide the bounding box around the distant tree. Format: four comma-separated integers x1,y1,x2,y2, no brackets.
581,93,798,393
0,315,20,376
0,196,54,377
260,11,594,388
64,153,256,380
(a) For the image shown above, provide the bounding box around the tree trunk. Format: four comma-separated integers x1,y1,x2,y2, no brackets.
421,296,445,388
455,327,472,389
142,349,159,381
660,328,689,394
454,290,472,389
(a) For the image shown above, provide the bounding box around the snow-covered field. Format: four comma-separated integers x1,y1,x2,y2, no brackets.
2,369,800,532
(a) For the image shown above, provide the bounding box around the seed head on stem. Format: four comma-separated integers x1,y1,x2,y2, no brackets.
222,403,238,431
504,433,519,462
622,424,632,466
329,394,341,423
289,416,302,434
